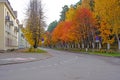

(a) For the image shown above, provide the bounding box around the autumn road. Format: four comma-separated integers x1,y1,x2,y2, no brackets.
0,48,120,80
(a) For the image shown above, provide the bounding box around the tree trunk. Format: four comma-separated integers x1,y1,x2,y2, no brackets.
118,41,120,50
67,44,69,49
33,40,38,48
92,42,95,49
99,43,102,49
75,43,77,48
107,43,110,50
116,34,120,50
78,43,80,48
82,43,84,49
72,44,74,48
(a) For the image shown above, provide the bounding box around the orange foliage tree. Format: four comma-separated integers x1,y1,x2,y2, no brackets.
75,7,96,48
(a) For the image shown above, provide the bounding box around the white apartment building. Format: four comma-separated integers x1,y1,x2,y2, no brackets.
18,24,30,49
0,0,19,51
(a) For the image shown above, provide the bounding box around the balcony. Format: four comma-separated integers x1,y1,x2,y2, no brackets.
9,21,13,26
14,26,19,32
5,25,10,33
5,16,10,22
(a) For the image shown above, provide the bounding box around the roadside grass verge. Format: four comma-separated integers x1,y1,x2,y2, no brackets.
26,48,47,53
52,48,120,57
89,51,120,57
16,48,47,54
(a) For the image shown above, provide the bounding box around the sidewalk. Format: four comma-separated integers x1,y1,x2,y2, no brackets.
0,52,52,66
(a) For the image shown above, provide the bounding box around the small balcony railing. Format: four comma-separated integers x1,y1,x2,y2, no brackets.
5,16,10,22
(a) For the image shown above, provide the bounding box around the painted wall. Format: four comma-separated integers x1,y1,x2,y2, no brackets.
0,3,5,50
0,1,18,50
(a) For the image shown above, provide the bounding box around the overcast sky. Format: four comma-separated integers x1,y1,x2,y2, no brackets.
9,0,80,26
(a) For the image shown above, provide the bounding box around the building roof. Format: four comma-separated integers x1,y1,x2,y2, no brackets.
0,0,17,19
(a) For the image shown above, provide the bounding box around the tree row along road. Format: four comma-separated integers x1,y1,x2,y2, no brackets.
0,48,120,80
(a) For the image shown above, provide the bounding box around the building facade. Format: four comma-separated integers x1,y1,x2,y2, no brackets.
0,0,19,51
18,25,30,49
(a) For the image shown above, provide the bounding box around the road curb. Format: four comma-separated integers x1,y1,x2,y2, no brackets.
0,55,52,66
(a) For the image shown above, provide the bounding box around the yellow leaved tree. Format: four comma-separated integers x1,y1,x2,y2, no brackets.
95,0,120,49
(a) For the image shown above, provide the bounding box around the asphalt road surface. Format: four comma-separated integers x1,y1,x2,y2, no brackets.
0,48,120,80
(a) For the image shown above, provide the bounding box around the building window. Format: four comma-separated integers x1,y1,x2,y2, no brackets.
6,38,9,47
5,37,13,47
5,12,10,22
